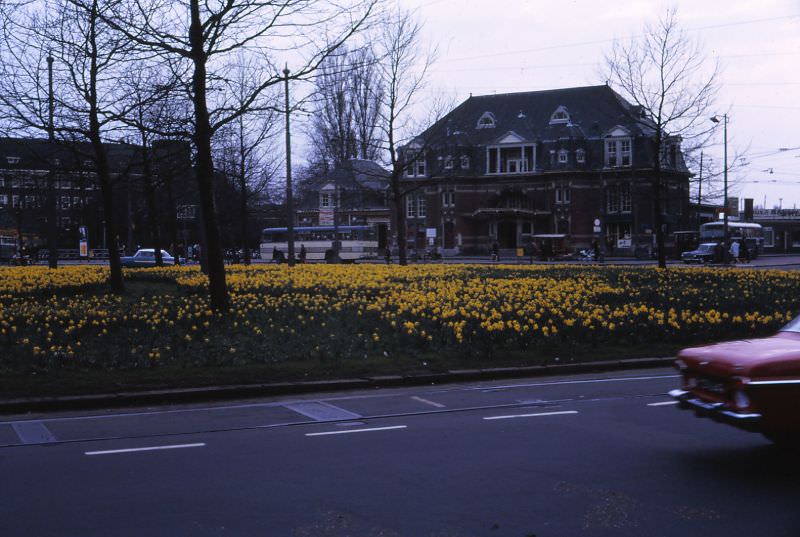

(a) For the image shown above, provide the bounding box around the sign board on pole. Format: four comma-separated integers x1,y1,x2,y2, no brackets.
426,227,437,239
177,205,197,221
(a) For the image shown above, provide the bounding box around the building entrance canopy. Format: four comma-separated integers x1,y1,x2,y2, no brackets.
468,208,550,220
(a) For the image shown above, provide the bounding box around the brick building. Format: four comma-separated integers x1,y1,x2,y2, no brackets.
401,85,692,256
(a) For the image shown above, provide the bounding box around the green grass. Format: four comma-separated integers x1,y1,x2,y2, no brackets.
0,341,683,398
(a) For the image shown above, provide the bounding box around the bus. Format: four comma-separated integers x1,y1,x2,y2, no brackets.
699,221,763,257
260,225,381,262
0,236,17,262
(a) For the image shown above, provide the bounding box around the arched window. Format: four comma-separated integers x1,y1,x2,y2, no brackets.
476,111,496,129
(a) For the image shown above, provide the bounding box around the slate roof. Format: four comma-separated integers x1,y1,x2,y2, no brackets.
297,159,389,210
305,159,389,191
418,84,656,146
0,137,185,173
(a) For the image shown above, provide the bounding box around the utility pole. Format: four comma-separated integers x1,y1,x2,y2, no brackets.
46,55,58,269
696,151,703,229
710,114,728,251
283,65,295,267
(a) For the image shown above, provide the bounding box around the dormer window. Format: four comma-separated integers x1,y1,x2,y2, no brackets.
549,106,571,125
576,149,586,164
558,150,568,164
444,155,454,170
6,156,20,165
605,127,632,167
406,155,426,177
460,155,470,169
405,148,426,178
476,111,496,129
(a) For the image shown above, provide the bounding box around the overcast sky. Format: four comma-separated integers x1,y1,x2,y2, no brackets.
399,0,800,210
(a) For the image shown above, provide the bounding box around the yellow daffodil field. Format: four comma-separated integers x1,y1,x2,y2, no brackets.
0,264,797,374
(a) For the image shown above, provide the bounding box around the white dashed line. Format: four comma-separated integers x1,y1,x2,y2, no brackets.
411,396,446,408
85,443,206,456
305,425,407,437
483,410,578,421
647,401,679,407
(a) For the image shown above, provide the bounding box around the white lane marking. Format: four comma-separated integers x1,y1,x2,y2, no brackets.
469,374,679,392
85,443,206,456
483,410,578,421
411,396,446,408
305,425,407,437
648,401,679,407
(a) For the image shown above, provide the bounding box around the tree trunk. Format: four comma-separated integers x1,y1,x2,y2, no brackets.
239,136,250,266
653,131,667,269
88,0,123,292
190,0,228,311
391,165,407,266
46,168,58,269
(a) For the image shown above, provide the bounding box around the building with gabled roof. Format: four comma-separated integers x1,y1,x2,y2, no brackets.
401,84,691,256
295,159,390,232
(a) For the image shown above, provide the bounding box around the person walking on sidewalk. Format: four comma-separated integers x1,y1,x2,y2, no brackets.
729,240,741,264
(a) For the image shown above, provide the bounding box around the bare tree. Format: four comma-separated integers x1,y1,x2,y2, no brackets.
1,0,136,290
214,56,281,265
373,7,436,266
605,7,719,268
307,45,384,169
78,0,378,311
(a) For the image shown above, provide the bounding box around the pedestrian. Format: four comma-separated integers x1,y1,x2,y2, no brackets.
740,240,750,263
592,239,601,262
491,241,499,262
714,242,724,264
384,247,392,264
606,236,614,257
299,244,307,264
729,240,740,264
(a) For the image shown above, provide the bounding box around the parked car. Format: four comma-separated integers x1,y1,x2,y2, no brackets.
120,249,177,267
681,242,717,264
670,318,800,445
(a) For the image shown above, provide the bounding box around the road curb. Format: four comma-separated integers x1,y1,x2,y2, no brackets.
0,356,677,414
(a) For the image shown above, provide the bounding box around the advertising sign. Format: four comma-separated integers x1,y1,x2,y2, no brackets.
319,208,334,226
78,226,89,258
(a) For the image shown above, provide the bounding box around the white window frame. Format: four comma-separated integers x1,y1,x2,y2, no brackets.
0,194,7,207
549,106,571,125
558,150,568,164
460,155,470,169
620,183,632,213
406,195,416,218
576,149,585,164
442,190,455,207
405,150,426,178
444,155,454,170
417,194,426,218
320,192,330,208
605,138,632,168
476,111,496,129
6,156,20,165
764,227,774,248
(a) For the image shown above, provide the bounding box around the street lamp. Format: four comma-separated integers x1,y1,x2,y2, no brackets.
710,114,728,250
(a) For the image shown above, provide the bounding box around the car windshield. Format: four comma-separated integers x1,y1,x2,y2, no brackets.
780,316,800,333
697,244,715,252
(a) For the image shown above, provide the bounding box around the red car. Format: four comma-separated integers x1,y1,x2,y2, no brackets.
670,319,800,445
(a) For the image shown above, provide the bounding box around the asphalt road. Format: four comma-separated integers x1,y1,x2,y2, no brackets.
1,368,797,537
